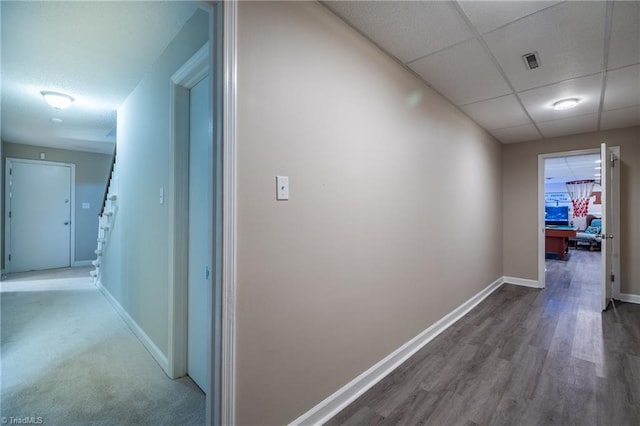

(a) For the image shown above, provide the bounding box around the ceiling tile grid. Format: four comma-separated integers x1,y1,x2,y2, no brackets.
545,153,602,184
325,1,473,63
481,1,607,92
458,1,563,35
600,105,640,130
607,1,640,70
490,123,542,144
537,113,599,139
603,64,640,111
460,94,530,130
325,0,640,144
3,1,640,153
518,73,603,122
408,38,512,105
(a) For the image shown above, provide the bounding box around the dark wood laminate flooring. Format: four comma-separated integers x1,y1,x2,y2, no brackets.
326,250,640,425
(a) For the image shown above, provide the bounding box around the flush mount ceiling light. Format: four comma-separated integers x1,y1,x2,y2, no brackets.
553,98,579,110
51,118,63,124
41,91,75,110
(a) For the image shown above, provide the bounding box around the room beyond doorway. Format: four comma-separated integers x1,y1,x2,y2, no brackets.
538,147,620,311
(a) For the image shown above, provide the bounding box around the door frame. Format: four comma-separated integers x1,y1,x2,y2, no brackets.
167,40,209,381
220,2,237,425
537,148,620,300
167,2,231,425
601,144,622,306
4,157,76,273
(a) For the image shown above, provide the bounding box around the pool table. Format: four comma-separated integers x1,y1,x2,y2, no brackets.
545,226,577,260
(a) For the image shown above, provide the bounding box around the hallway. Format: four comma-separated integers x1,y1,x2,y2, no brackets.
0,267,204,425
327,250,640,425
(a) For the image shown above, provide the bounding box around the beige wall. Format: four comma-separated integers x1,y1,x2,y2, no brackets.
236,2,503,424
503,126,640,296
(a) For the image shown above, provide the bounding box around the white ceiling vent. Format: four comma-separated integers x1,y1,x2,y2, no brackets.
522,51,541,70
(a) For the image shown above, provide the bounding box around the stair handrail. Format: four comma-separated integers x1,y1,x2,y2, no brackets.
99,146,117,217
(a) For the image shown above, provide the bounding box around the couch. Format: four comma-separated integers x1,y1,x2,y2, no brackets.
573,216,602,250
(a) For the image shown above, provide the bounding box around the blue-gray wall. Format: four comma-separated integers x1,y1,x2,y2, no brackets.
100,8,209,357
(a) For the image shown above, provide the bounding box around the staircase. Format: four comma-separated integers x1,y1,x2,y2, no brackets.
91,151,118,284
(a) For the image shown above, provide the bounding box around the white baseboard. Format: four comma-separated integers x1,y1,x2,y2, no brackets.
618,293,640,304
289,276,504,426
502,276,541,288
95,280,169,373
73,260,94,267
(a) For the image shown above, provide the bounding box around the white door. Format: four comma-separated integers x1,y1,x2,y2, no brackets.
5,160,72,272
187,75,211,393
600,143,620,311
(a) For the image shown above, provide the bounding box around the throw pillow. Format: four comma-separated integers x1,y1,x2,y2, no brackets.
585,226,600,234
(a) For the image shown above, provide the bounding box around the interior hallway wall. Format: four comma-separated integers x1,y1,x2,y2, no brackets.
503,126,640,295
236,2,503,424
1,142,112,266
99,9,208,358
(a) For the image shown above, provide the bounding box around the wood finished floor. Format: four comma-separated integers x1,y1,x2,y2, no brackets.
326,250,640,425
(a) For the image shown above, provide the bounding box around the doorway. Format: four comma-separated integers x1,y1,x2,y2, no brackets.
538,146,620,310
187,73,211,393
166,3,227,424
167,38,216,416
4,158,75,273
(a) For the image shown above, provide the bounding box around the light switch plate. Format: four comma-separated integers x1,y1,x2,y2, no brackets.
82,202,90,209
276,176,289,200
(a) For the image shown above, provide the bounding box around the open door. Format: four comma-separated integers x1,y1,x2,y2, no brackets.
600,143,619,311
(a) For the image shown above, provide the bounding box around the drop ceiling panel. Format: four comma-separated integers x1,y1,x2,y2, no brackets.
483,1,606,91
461,94,531,130
607,1,640,70
458,1,562,35
490,123,541,144
545,154,601,184
518,74,602,122
544,158,573,182
600,106,640,131
537,113,598,138
565,155,602,181
409,38,511,106
603,64,640,111
325,1,472,63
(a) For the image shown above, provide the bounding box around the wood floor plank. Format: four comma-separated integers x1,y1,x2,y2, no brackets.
489,396,527,426
379,388,440,425
324,405,384,426
325,250,640,425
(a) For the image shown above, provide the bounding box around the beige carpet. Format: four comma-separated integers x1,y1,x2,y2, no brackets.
1,267,205,425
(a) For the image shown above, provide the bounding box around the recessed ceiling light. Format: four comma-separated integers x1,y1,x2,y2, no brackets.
41,91,75,110
51,118,63,124
553,98,579,110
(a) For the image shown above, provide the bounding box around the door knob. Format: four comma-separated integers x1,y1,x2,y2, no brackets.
64,222,69,225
